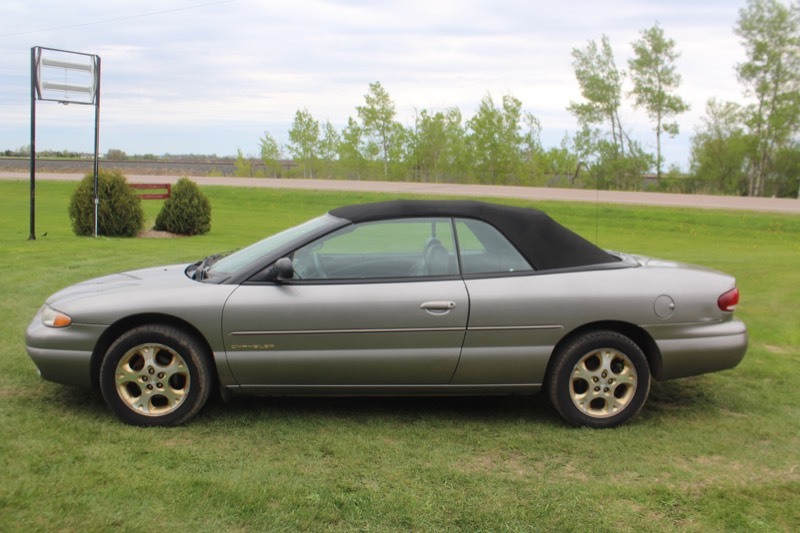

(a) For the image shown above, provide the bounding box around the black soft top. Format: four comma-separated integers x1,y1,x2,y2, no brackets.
329,200,619,270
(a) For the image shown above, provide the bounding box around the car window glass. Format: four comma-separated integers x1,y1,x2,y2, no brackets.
455,219,533,274
207,215,336,277
293,218,458,279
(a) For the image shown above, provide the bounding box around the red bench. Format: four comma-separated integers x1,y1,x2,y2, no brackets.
130,183,171,199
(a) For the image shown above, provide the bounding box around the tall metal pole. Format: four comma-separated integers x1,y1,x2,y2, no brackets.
29,47,37,241
93,55,101,237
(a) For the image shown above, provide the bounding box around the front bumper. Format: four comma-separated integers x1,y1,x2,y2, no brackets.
26,311,106,387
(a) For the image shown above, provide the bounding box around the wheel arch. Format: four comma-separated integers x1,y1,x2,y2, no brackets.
90,313,217,389
546,321,663,384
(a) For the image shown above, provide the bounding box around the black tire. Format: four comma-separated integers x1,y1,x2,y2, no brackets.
99,325,212,426
548,330,650,428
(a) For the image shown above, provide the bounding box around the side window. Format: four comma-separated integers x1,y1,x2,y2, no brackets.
455,219,532,274
292,218,458,280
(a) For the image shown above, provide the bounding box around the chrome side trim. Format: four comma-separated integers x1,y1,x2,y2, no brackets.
468,325,563,331
231,324,561,336
230,327,465,336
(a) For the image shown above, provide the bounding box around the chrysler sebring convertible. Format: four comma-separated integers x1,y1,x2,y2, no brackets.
26,200,747,428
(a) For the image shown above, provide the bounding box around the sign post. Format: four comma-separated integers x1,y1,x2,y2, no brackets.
30,46,101,239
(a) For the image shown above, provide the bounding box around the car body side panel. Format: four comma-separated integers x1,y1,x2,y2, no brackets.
222,279,469,385
25,266,237,387
455,264,745,384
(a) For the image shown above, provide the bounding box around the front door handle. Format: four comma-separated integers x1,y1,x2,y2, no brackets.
420,301,456,313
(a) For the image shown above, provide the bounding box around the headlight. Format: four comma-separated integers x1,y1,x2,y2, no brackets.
41,305,72,328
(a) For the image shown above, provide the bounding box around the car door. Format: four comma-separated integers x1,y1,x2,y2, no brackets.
447,218,558,386
222,217,469,388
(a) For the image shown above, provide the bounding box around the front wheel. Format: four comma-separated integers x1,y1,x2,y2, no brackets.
548,330,650,428
99,325,212,426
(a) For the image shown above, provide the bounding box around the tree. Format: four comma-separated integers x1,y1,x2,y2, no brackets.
628,23,690,182
690,99,753,195
410,109,450,182
568,35,628,156
735,0,800,196
466,93,525,184
317,121,340,178
440,107,469,182
259,132,281,178
234,148,252,177
569,35,655,189
287,108,320,178
105,148,128,161
338,117,367,179
357,82,398,178
520,112,549,185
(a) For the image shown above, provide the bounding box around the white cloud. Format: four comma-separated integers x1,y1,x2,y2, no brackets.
0,0,750,167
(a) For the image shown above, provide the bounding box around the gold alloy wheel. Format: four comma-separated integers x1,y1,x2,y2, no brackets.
569,348,638,418
114,343,191,416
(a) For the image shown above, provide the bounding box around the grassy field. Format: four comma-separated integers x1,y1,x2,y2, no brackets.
1,179,798,532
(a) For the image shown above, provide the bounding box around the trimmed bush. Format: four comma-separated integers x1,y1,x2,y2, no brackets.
69,169,144,237
154,177,211,235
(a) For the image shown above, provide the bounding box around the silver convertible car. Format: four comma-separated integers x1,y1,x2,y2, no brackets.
26,200,747,428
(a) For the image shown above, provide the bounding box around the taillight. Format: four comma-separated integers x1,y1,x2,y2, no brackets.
718,288,740,312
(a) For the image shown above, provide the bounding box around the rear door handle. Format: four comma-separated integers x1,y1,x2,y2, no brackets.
420,301,456,313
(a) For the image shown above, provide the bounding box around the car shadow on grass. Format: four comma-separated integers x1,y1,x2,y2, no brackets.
46,376,722,428
202,392,564,427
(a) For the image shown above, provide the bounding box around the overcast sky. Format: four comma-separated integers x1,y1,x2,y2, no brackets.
1,0,750,170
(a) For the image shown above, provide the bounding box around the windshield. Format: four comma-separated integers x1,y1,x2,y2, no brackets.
205,215,339,278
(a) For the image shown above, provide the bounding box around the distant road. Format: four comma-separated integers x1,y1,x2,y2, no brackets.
2,171,799,214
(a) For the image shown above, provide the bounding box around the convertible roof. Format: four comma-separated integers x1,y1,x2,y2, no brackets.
329,200,618,270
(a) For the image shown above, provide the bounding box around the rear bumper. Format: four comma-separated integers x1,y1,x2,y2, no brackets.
647,319,748,380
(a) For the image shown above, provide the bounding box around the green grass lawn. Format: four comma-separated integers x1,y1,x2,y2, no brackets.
1,179,798,532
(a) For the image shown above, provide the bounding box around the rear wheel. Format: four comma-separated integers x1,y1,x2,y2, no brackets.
99,325,212,426
548,330,650,428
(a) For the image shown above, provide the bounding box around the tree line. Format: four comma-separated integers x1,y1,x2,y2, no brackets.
256,0,798,197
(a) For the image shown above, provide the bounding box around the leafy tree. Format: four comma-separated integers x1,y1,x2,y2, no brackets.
410,109,450,182
234,148,252,177
690,99,753,195
287,108,320,178
386,121,413,180
569,35,656,189
735,0,800,196
769,144,800,197
520,112,550,185
628,23,690,182
357,82,398,178
440,107,469,182
318,121,341,178
259,132,281,178
338,117,367,179
568,35,628,156
105,148,128,161
573,127,652,189
466,93,525,184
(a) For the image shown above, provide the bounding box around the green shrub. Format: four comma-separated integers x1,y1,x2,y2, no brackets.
154,177,211,235
68,169,144,237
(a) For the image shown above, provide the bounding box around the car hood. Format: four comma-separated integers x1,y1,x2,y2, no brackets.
46,264,193,306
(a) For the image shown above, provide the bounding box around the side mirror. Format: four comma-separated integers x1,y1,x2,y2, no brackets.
266,257,294,282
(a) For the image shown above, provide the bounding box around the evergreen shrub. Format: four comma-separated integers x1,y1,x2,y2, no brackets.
154,177,211,235
68,169,144,237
